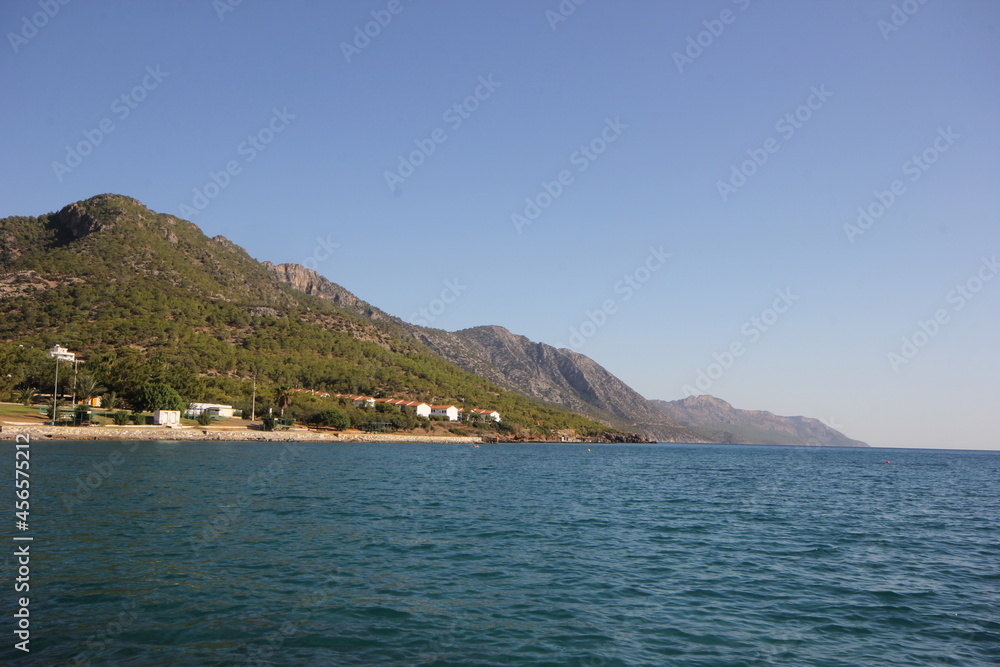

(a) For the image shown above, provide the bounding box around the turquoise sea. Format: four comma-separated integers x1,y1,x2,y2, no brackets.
4,441,999,665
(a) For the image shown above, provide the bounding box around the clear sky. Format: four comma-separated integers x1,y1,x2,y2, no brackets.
2,1,998,449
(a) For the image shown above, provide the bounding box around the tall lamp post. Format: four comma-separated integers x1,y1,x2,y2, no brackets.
47,345,76,426
251,373,257,422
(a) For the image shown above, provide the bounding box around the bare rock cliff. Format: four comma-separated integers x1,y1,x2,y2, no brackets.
262,262,395,322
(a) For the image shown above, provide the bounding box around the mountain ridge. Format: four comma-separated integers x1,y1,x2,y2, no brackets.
261,260,867,446
652,395,869,447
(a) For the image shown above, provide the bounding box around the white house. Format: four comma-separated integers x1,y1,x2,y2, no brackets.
153,410,181,426
47,345,75,362
469,408,502,423
334,393,370,408
401,401,432,418
430,405,460,421
349,395,375,409
187,403,236,418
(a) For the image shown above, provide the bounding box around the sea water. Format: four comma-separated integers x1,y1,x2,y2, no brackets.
5,441,998,665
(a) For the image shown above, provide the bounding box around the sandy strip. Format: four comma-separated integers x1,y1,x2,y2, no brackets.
0,425,483,444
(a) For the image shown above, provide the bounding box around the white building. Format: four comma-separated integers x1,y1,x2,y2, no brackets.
349,395,375,409
401,401,432,418
430,405,460,421
153,410,181,426
47,345,75,362
469,408,502,423
187,403,236,418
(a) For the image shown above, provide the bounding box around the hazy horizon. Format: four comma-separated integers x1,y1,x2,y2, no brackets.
2,1,997,449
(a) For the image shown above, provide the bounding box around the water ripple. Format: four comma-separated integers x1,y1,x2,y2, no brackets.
8,442,1000,665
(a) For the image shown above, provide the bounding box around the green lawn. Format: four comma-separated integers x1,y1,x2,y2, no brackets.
0,402,133,426
0,402,52,424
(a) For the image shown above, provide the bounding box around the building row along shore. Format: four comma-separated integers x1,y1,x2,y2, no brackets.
329,393,501,423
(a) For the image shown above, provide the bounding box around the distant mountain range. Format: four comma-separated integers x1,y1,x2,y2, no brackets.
652,395,868,447
265,260,868,447
1,194,868,446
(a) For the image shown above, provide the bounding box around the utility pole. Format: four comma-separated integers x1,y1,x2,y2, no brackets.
71,358,79,407
51,357,59,426
251,374,257,421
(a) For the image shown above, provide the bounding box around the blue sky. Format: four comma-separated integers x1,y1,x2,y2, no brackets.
2,0,998,449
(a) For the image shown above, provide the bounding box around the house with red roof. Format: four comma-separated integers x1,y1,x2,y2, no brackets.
468,408,502,423
430,405,460,421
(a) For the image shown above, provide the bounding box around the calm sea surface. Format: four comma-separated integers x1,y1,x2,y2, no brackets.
4,441,999,666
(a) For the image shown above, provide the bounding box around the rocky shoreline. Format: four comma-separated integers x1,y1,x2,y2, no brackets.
0,424,661,445
0,424,484,444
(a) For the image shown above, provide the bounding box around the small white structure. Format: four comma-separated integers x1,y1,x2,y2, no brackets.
48,345,75,362
349,395,375,409
187,403,235,418
430,405,460,421
405,401,432,419
392,401,431,418
469,408,502,422
153,410,181,426
335,393,372,408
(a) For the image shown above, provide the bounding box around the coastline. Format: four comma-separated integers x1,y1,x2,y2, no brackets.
0,424,483,444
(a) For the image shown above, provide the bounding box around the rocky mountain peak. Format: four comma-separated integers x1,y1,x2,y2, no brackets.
53,194,151,239
680,394,732,408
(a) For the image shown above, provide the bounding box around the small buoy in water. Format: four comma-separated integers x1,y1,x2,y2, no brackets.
587,449,591,452
885,460,890,464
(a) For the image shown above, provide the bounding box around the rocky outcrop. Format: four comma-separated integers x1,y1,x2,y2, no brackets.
262,262,396,322
55,202,109,239
652,395,869,447
53,194,144,238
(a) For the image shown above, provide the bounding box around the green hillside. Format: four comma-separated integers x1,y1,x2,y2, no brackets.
0,194,614,437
